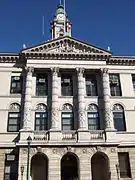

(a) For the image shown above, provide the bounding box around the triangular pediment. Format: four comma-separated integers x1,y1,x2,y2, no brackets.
22,36,111,56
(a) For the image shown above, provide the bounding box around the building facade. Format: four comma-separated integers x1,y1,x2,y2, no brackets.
0,4,135,180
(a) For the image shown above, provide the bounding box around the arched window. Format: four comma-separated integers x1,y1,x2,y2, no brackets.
61,104,74,131
35,104,48,131
113,104,126,131
87,104,100,130
7,103,21,132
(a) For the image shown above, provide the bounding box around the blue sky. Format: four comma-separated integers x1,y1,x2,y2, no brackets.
0,0,135,55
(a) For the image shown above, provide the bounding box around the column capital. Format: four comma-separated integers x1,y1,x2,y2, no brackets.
76,68,85,76
51,67,59,75
100,68,109,74
25,67,34,73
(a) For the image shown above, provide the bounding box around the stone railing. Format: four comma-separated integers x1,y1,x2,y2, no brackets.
62,131,77,141
90,130,105,140
33,131,48,141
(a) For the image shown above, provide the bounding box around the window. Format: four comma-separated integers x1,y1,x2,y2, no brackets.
109,74,121,96
61,75,73,96
62,104,74,131
86,75,97,96
35,104,48,131
36,74,48,96
118,152,131,178
10,74,22,94
4,154,18,180
87,104,100,130
7,103,21,132
132,74,135,91
113,104,126,131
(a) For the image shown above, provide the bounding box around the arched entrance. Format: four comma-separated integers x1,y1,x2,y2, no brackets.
61,153,79,180
31,153,48,180
91,152,111,180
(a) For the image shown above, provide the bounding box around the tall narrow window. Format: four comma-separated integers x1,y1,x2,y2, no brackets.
113,104,126,131
132,74,135,91
35,104,48,131
7,103,21,132
62,104,74,131
86,75,97,96
36,74,48,96
87,104,100,130
4,154,19,180
61,75,73,96
118,152,131,178
10,73,22,94
109,74,121,96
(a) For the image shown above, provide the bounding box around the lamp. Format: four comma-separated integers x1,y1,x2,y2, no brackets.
26,136,32,180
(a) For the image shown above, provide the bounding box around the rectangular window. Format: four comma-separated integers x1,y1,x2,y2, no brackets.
118,152,131,178
86,75,97,96
109,74,121,96
36,74,48,96
88,112,99,130
10,74,22,94
7,112,20,132
4,154,18,180
62,112,74,131
35,112,48,131
132,74,135,91
61,75,73,96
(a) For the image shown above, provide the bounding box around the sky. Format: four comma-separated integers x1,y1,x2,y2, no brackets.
0,0,135,55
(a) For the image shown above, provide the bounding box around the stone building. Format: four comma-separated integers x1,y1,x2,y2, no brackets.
0,3,135,180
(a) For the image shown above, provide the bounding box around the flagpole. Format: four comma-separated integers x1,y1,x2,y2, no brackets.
64,0,66,36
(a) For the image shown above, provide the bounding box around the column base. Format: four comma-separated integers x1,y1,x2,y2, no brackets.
77,129,90,142
105,129,117,142
49,130,61,142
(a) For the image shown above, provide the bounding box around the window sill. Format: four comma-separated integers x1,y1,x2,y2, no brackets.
84,96,98,98
32,96,48,98
59,96,73,98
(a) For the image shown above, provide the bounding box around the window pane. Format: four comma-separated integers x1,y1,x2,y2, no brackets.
35,112,48,131
86,76,97,96
88,112,99,130
8,126,18,132
113,112,126,131
36,74,48,96
61,75,73,96
8,119,18,124
118,153,131,178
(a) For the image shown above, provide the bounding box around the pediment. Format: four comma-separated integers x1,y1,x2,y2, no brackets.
22,36,111,56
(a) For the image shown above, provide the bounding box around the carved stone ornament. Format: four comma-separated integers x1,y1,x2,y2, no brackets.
96,146,102,152
48,42,90,54
101,68,109,74
9,103,20,112
37,147,42,153
62,104,73,111
52,149,57,154
82,148,87,154
79,111,86,122
113,104,123,111
87,104,98,112
36,104,47,111
76,68,84,76
51,67,59,75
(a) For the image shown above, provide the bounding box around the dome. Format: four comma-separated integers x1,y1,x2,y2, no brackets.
56,4,65,15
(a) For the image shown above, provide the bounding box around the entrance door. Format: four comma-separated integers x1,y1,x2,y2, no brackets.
31,153,48,180
61,153,79,180
91,152,111,180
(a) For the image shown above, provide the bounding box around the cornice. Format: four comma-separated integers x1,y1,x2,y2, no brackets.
23,52,110,61
108,56,135,65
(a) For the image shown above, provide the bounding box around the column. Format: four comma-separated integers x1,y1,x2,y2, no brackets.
77,68,87,130
101,68,115,130
51,67,59,130
23,67,33,130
